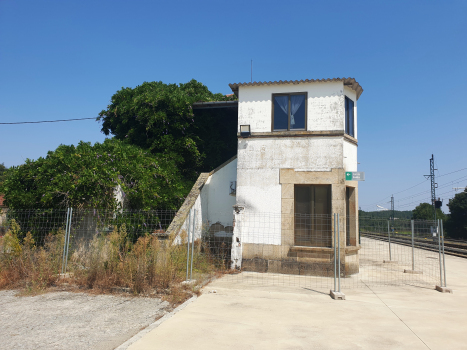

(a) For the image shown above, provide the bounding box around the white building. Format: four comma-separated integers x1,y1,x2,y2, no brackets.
169,77,363,275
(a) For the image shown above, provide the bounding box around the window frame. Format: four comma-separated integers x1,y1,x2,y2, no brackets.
271,92,308,131
293,184,332,248
345,96,355,138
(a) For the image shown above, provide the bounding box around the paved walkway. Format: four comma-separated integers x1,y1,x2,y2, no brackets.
127,253,467,350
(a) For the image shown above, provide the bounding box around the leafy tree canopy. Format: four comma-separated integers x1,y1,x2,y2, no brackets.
98,79,237,181
359,209,413,220
412,202,446,221
0,139,189,210
0,162,7,185
445,189,467,239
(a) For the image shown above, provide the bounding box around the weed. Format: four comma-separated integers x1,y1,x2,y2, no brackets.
0,221,225,304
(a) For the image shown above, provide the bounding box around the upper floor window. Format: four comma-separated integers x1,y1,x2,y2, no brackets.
272,93,307,131
345,96,355,138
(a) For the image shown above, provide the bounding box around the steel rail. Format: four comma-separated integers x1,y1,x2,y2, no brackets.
361,232,467,259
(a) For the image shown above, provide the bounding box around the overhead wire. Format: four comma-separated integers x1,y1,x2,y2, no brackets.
359,179,429,209
438,167,467,178
396,180,467,209
397,188,459,209
0,117,96,124
361,166,467,210
396,174,467,203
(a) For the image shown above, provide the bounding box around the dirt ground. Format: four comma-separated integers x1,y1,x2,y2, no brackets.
0,289,170,350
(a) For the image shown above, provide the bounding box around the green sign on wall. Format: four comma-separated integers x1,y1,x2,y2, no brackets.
345,172,365,181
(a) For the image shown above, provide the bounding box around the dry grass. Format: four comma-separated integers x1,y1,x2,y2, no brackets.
0,220,223,304
0,220,64,292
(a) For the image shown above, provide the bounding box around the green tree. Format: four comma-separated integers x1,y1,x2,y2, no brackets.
97,79,237,182
0,162,7,185
0,139,188,210
412,202,446,221
445,189,467,239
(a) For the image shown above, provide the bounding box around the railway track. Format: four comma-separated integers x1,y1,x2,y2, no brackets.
361,232,467,259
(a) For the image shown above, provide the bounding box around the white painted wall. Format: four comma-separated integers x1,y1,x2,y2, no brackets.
237,137,344,211
236,80,360,246
343,140,358,172
176,158,237,243
114,185,125,208
175,195,203,246
238,81,346,133
203,158,237,228
236,137,344,245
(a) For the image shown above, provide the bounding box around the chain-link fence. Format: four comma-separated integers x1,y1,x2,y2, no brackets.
0,208,449,294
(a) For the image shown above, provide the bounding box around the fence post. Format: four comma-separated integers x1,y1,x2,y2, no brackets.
435,219,452,293
441,220,446,287
338,213,341,293
330,213,345,300
63,208,73,275
190,209,196,281
411,220,415,271
186,209,192,281
61,208,70,274
334,213,337,293
387,220,392,261
437,219,442,286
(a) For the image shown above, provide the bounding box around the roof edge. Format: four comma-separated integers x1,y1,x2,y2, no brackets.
209,155,237,176
229,77,363,100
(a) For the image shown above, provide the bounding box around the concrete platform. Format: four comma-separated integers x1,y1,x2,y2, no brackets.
127,251,467,350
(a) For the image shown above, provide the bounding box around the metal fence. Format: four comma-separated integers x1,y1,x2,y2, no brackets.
185,210,448,293
0,208,449,294
0,208,177,272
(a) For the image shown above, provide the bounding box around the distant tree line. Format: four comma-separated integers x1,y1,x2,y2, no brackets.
359,189,467,239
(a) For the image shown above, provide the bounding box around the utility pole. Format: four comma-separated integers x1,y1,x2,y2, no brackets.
424,154,437,222
391,195,394,221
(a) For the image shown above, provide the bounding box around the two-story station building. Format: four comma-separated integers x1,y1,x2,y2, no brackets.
169,77,363,276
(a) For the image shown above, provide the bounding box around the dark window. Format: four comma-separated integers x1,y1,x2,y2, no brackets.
345,96,355,137
294,185,332,247
272,93,306,131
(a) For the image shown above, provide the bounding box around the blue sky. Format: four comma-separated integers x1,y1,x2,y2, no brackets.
1,0,466,213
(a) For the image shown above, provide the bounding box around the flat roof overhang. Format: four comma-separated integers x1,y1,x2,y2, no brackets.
229,77,363,100
192,101,238,109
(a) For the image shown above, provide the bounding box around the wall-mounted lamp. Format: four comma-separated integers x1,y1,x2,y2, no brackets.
240,125,251,137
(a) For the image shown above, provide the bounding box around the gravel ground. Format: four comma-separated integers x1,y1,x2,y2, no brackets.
0,290,171,350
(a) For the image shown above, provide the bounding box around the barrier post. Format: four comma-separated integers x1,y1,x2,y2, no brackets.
186,210,192,281
61,208,70,274
190,209,196,281
330,213,345,300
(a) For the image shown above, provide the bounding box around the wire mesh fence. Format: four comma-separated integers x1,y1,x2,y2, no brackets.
0,209,69,246
0,208,448,294
187,211,445,292
352,217,442,288
0,209,184,294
